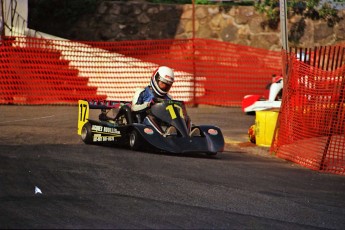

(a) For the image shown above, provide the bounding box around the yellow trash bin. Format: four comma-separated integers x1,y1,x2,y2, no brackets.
255,110,279,147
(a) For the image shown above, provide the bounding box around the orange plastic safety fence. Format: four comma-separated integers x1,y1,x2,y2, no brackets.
271,53,345,175
0,36,282,105
91,39,283,106
0,37,106,104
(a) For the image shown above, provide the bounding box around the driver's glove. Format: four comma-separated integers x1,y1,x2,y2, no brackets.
147,99,155,107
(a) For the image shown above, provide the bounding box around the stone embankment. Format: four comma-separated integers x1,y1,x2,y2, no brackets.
64,1,345,51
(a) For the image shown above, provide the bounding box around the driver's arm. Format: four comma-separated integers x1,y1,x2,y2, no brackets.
131,88,153,112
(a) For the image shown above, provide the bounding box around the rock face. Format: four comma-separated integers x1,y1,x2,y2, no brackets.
48,1,345,51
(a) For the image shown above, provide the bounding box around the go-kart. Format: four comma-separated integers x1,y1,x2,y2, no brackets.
242,74,283,114
77,99,224,155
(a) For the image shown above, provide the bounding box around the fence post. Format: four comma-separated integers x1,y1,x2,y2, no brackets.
320,48,345,170
191,0,197,107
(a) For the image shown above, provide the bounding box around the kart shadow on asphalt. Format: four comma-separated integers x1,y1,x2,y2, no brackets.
86,138,267,161
93,142,222,160
100,143,253,161
132,149,268,163
133,148,223,160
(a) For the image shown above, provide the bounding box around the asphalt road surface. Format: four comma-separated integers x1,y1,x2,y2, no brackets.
1,105,345,229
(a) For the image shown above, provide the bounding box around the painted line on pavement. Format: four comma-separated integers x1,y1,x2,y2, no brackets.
0,115,55,124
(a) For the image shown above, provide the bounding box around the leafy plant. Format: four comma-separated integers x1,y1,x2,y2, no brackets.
254,0,340,29
318,2,340,26
147,0,192,3
147,0,254,5
255,0,280,29
195,0,209,4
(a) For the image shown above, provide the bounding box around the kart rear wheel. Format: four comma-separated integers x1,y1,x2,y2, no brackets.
129,129,141,151
81,122,93,144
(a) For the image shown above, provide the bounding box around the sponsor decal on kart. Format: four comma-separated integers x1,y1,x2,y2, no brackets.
144,128,154,135
208,129,218,135
93,134,116,142
92,125,121,135
91,125,122,141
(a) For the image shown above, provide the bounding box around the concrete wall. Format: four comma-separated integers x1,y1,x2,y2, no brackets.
2,0,28,36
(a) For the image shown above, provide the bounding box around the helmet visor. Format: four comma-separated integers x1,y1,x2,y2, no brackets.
158,80,172,92
155,72,174,85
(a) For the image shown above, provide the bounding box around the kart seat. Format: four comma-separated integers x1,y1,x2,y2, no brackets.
132,110,147,124
113,104,133,124
99,109,116,122
99,105,134,125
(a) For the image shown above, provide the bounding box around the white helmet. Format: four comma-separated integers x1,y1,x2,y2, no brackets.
150,66,174,97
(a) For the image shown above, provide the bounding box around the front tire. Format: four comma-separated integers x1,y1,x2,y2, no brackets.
81,122,93,144
129,129,142,151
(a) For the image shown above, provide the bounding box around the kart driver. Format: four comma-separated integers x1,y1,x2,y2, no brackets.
132,66,174,112
105,66,175,133
130,66,175,134
101,66,193,135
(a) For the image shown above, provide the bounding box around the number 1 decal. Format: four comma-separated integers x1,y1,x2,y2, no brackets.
166,104,184,120
166,105,176,119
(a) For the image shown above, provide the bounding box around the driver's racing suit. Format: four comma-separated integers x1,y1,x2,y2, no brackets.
131,86,172,135
131,86,172,112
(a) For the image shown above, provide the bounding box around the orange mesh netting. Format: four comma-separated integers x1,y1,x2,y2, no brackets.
2,36,345,175
0,36,282,105
98,39,282,106
0,37,106,104
271,50,345,175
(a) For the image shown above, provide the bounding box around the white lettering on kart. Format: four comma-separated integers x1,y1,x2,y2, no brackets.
103,127,120,135
103,136,115,141
92,125,121,142
93,134,103,142
93,134,116,142
92,125,103,132
92,125,120,135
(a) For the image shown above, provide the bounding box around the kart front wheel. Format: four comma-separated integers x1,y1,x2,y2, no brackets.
81,122,93,144
129,129,141,151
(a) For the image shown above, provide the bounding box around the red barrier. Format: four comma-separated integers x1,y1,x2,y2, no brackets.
2,36,345,175
271,53,345,175
97,38,282,106
0,38,106,104
0,36,282,105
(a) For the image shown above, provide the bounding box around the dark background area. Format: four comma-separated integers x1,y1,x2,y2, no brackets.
27,0,254,41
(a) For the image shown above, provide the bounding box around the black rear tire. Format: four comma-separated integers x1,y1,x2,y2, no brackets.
129,129,142,151
81,122,93,144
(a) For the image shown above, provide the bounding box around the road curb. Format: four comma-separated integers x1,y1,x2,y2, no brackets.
224,136,272,157
224,137,242,145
